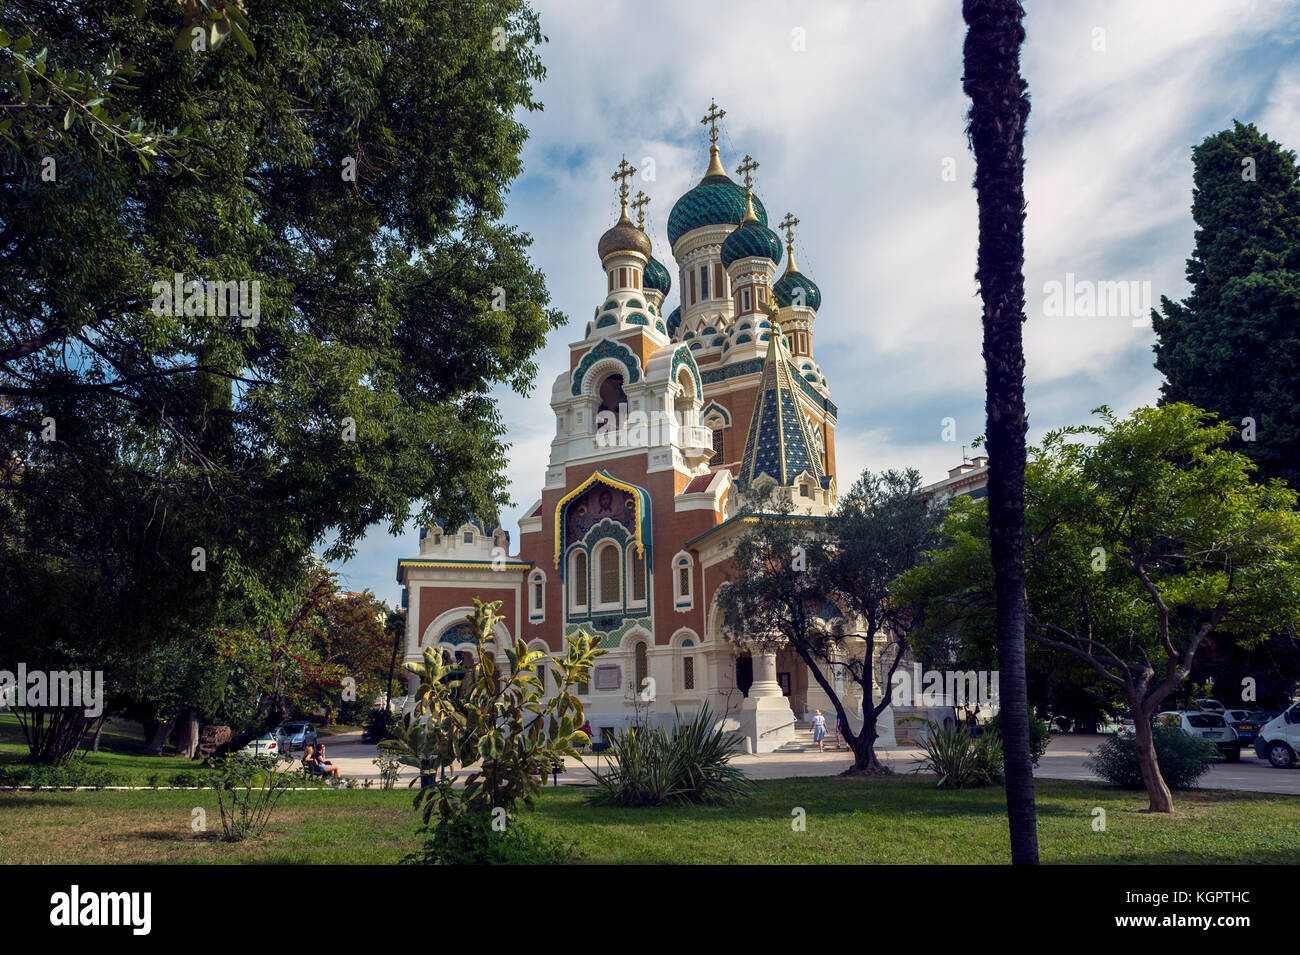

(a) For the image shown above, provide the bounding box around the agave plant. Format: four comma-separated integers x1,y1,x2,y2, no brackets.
912,719,1004,789
587,703,751,807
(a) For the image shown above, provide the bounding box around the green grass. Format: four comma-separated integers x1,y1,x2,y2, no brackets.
1,776,1297,864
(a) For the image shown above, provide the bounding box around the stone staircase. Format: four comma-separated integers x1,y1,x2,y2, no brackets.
773,724,850,754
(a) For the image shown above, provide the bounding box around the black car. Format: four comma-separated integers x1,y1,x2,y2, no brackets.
1223,708,1264,747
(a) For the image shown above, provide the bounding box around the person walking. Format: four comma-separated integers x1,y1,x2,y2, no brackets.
811,709,827,753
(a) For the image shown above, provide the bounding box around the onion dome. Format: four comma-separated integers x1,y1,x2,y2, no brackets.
668,146,769,246
598,209,652,261
666,305,682,338
773,247,822,311
644,255,672,295
721,194,783,268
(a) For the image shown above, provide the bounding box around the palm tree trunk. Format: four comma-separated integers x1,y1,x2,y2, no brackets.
962,0,1039,865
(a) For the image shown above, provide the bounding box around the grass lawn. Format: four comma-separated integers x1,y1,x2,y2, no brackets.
1,776,1297,864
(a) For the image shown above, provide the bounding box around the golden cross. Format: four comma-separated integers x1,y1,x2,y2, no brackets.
779,212,800,246
701,100,726,145
611,157,637,209
630,191,650,230
736,154,759,191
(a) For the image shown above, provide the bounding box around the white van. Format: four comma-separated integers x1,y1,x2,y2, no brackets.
1253,701,1300,768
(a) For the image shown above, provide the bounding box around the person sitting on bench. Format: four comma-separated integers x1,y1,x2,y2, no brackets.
303,745,339,779
314,742,342,779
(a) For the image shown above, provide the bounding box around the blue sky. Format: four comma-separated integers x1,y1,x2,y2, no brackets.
329,0,1300,606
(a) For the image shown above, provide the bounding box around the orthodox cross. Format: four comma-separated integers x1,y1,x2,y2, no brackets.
778,212,800,247
611,157,637,212
630,191,650,230
701,100,726,145
735,154,759,192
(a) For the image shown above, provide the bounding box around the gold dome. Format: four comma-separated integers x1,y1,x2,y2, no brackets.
598,210,652,261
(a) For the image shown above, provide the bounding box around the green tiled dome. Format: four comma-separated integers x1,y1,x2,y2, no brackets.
644,255,671,295
668,176,769,246
773,269,822,311
721,217,782,268
666,305,682,338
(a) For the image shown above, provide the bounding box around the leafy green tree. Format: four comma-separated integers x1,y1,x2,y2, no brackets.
1,0,562,761
899,405,1300,812
719,473,941,775
961,0,1038,864
1152,121,1300,489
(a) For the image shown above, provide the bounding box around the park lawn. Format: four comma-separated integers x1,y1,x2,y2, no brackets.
1,776,1297,864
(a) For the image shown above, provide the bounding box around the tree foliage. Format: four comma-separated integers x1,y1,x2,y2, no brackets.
1153,121,1300,489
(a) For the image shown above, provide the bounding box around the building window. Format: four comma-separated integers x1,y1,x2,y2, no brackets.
742,289,751,312
634,269,641,289
699,266,709,300
689,268,696,305
529,570,546,622
432,532,441,545
537,657,547,693
678,566,689,596
463,531,474,543
683,656,695,691
597,542,621,607
608,270,614,292
714,263,724,299
634,641,648,690
571,551,588,610
630,549,646,603
711,428,724,464
800,484,810,498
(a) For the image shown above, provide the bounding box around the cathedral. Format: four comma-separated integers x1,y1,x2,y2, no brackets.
396,104,889,752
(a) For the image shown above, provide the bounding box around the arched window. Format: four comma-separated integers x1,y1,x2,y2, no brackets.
626,547,646,604
672,552,695,610
528,569,546,622
571,551,588,610
634,641,648,690
597,542,621,607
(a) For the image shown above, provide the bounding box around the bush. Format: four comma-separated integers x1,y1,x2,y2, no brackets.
404,802,580,865
913,719,1004,788
987,707,1052,766
587,703,751,807
0,763,126,789
362,706,400,744
211,754,304,841
1088,726,1216,790
169,769,205,788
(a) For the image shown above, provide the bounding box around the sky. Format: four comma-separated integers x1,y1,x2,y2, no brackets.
329,0,1300,606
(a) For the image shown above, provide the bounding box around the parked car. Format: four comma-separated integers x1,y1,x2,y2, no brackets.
1154,711,1240,761
1115,720,1136,739
240,732,281,756
1253,701,1300,768
275,721,317,753
1191,698,1225,714
1222,709,1264,748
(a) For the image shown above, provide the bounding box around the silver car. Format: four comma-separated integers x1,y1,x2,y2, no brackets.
275,721,318,753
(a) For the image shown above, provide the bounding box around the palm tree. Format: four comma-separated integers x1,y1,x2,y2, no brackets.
961,0,1039,865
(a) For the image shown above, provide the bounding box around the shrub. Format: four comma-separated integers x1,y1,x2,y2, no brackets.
913,719,1004,788
1088,726,1216,790
0,763,126,789
211,753,304,841
404,801,580,865
986,707,1052,767
169,769,205,788
587,703,751,807
373,752,402,790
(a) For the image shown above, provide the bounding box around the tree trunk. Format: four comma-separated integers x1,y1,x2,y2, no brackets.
89,715,106,753
1131,709,1173,812
963,0,1039,864
144,718,174,757
177,708,201,759
844,720,890,775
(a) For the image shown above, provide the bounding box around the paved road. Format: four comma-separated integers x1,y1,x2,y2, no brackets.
312,732,1300,795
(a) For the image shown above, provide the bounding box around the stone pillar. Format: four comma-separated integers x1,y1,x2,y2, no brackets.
739,649,796,753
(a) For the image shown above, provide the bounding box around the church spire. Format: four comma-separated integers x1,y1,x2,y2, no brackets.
737,303,826,490
700,100,728,180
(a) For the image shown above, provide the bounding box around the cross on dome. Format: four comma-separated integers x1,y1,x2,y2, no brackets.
611,157,637,213
779,212,800,247
630,190,650,229
701,100,726,145
736,154,759,191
